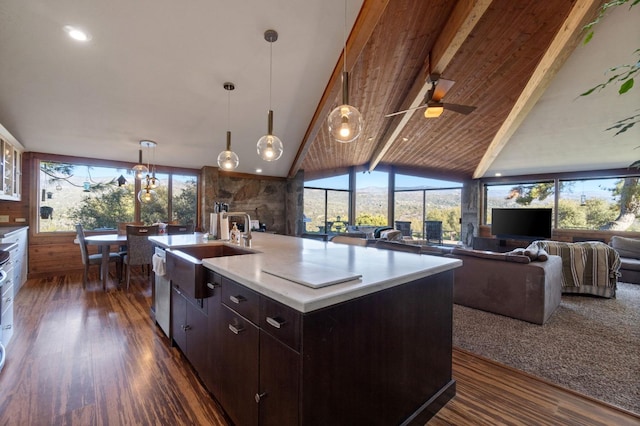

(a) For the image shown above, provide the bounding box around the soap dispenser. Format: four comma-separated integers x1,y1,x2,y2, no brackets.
230,222,240,244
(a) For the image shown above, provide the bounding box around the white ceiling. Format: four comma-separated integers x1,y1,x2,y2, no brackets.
0,1,638,179
0,0,363,177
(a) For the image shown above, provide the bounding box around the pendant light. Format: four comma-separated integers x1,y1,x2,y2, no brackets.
132,148,148,180
137,140,158,204
327,0,363,143
217,82,240,170
257,29,284,162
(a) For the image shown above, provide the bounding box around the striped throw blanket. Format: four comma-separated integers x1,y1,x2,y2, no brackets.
528,241,621,298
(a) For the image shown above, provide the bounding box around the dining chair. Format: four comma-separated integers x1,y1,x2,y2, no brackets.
166,224,194,235
123,224,159,291
75,223,123,290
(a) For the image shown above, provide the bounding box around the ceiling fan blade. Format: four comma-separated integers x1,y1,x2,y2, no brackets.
431,78,455,102
384,103,428,118
443,103,477,115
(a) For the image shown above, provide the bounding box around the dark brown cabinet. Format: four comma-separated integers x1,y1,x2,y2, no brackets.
218,304,260,426
258,331,299,426
170,265,455,425
170,285,209,375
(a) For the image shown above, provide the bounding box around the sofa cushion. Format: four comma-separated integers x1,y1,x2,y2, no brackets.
451,247,530,264
609,236,640,260
620,257,640,271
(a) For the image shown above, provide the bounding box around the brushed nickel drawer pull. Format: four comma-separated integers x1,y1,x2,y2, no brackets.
255,392,267,403
229,295,246,304
228,324,245,334
266,316,285,329
206,282,218,290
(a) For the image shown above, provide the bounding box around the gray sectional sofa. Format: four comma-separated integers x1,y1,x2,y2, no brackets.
445,248,563,325
609,236,640,284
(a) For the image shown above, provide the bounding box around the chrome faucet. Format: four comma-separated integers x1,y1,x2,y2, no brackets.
222,212,252,247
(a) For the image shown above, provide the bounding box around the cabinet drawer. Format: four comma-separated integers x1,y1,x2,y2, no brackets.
260,296,301,351
221,277,259,324
205,269,222,293
2,280,13,299
1,296,12,321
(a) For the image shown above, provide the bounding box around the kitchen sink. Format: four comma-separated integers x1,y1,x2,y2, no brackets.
166,244,254,299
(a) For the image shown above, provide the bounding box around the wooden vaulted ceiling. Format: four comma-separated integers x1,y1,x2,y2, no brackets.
292,0,604,181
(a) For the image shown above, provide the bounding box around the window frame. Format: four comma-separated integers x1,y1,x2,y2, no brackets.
32,152,201,234
481,169,640,234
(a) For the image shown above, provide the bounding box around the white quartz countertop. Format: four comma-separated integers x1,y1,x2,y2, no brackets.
150,232,461,313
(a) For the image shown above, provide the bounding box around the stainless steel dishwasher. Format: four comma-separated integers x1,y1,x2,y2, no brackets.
153,246,171,339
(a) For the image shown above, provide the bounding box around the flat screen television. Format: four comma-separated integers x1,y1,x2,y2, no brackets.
491,208,552,240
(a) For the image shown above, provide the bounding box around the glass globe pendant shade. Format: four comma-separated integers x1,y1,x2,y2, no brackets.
257,134,283,162
217,131,239,170
328,104,363,143
137,187,157,204
217,150,239,170
132,148,149,179
147,172,160,189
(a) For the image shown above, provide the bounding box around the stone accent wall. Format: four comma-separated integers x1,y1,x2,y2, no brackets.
286,170,304,236
200,167,303,236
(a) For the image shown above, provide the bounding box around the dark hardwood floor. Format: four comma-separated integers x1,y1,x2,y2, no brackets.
1,269,638,425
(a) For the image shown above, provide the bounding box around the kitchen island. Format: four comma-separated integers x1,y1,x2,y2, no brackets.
150,232,461,425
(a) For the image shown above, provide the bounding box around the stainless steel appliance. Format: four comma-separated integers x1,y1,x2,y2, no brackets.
153,246,171,338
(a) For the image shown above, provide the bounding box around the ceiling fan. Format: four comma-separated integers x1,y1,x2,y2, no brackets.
385,74,477,118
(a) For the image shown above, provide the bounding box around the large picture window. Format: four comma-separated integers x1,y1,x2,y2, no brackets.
484,175,640,233
558,178,640,231
37,157,198,233
304,175,350,234
355,171,388,226
394,175,462,242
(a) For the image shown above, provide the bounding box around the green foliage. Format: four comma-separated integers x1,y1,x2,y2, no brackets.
355,213,388,226
172,178,197,224
506,182,555,205
582,0,639,142
69,186,135,229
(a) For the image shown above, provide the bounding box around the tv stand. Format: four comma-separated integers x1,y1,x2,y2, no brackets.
472,237,534,253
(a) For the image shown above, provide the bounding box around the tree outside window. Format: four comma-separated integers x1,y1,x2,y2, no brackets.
38,159,198,232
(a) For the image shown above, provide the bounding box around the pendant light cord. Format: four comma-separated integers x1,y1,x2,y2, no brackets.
227,87,231,132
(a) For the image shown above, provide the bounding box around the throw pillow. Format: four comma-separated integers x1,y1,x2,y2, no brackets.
536,248,549,262
524,244,540,261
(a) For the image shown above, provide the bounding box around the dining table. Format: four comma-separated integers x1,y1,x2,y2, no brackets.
84,234,127,290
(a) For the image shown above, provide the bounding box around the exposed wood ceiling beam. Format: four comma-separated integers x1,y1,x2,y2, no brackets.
367,0,493,172
472,0,604,178
287,0,389,179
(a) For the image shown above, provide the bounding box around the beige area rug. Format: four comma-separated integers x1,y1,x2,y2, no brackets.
452,282,640,414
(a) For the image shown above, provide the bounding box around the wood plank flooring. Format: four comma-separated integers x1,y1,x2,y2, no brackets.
1,271,638,425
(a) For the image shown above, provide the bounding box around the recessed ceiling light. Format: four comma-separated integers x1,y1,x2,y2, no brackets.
495,172,502,177
63,25,92,42
255,168,263,173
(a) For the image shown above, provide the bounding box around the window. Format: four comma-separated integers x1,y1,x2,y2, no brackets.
484,174,640,234
484,181,555,226
304,175,350,233
395,175,462,241
171,174,198,225
355,171,388,226
558,178,640,231
37,157,199,232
